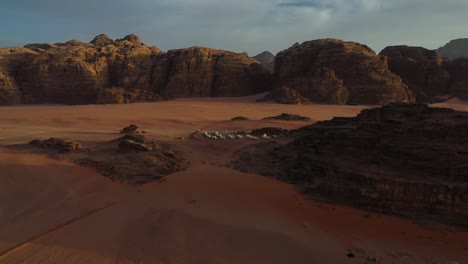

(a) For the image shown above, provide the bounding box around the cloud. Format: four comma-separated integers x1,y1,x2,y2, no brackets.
278,1,334,9
0,0,468,55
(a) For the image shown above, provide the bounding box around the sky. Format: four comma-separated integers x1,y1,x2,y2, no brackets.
0,0,467,55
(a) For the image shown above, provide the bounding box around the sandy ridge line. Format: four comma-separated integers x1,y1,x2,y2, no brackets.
0,201,119,260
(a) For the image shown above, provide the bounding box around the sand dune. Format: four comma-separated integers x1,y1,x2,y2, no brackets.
0,98,467,263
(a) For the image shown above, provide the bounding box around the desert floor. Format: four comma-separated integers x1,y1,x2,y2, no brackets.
0,96,467,264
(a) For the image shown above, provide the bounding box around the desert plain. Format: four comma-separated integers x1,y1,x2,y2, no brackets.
0,96,467,264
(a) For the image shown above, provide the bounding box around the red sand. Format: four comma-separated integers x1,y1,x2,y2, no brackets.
0,97,467,263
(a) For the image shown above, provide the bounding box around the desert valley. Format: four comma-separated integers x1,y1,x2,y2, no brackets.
0,32,468,264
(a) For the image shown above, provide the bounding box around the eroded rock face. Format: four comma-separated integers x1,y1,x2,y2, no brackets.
235,104,468,227
444,58,468,100
380,46,451,101
273,39,415,105
151,47,272,98
28,135,182,184
13,34,160,105
0,35,273,105
0,48,38,104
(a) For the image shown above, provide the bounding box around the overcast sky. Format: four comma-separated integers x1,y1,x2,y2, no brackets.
1,0,467,55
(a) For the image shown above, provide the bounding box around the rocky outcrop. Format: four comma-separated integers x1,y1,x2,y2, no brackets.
120,124,142,134
29,134,182,184
445,58,468,100
90,34,114,46
118,139,151,152
253,51,275,72
273,39,415,105
380,46,451,101
29,138,82,153
151,47,271,98
438,38,468,59
235,104,468,227
14,34,160,104
0,35,272,105
0,48,38,104
23,43,56,52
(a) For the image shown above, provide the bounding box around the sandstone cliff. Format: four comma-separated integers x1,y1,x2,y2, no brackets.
151,47,272,98
0,34,271,105
445,58,468,100
235,104,468,227
273,39,415,105
0,48,38,104
380,46,451,101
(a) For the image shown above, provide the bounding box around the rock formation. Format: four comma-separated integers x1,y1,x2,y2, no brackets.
0,34,272,105
90,34,114,46
12,34,161,105
438,38,468,59
273,39,415,105
0,48,38,104
445,58,468,100
379,46,451,101
150,47,271,98
29,138,82,153
235,103,468,227
29,134,182,184
253,51,275,72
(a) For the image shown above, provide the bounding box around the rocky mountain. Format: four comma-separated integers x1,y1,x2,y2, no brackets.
0,34,272,105
235,103,468,227
445,58,468,100
3,35,468,106
438,38,468,59
151,47,272,98
381,45,468,101
379,46,451,102
253,51,275,72
272,39,415,105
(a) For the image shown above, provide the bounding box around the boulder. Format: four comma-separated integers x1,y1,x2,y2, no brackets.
90,34,114,46
117,34,143,46
120,124,141,134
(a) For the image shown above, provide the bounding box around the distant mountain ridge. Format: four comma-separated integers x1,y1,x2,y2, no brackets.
437,38,468,59
1,34,468,106
253,51,275,73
